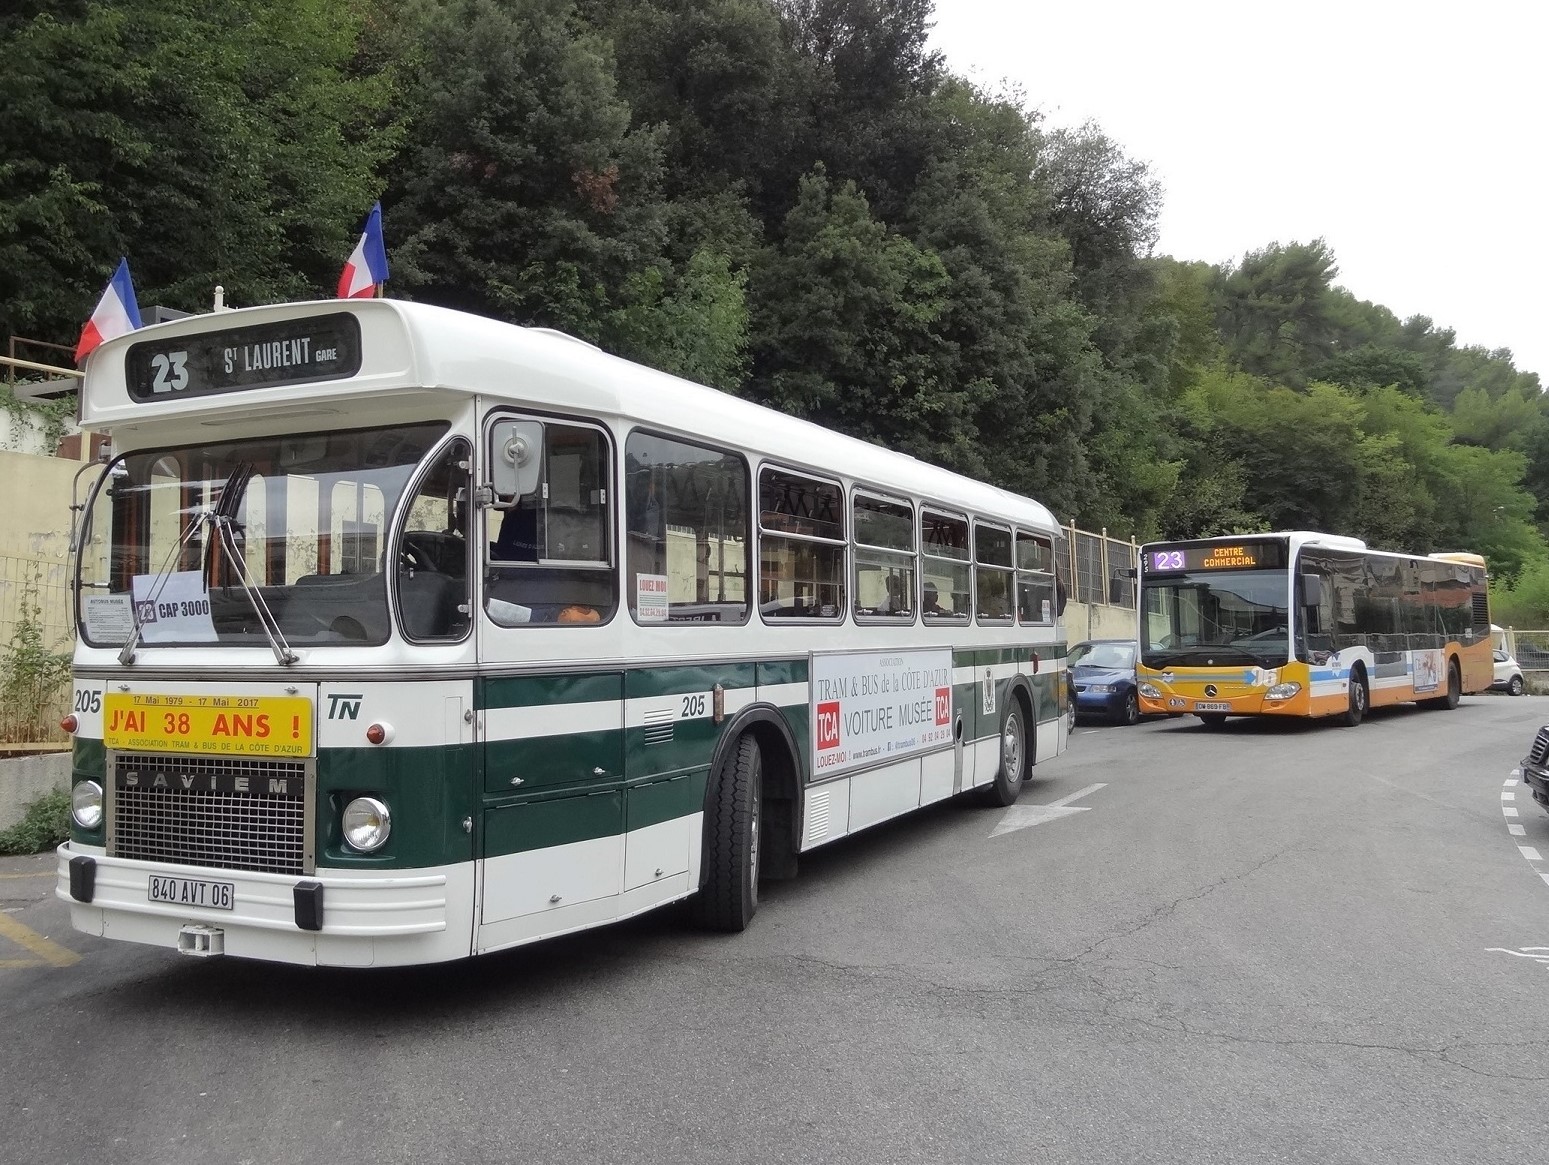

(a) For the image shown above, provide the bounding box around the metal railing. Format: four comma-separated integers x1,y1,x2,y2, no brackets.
1059,522,1137,610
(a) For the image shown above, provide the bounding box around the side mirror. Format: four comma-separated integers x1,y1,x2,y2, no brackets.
489,420,543,506
1301,573,1324,607
1108,576,1125,605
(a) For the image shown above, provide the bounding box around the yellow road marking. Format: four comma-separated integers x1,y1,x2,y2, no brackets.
0,958,44,968
0,871,55,879
0,911,80,967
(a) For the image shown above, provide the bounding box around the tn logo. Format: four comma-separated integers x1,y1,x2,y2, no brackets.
327,693,364,720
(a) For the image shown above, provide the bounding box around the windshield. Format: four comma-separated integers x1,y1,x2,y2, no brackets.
76,423,449,648
1070,642,1135,670
1141,569,1291,668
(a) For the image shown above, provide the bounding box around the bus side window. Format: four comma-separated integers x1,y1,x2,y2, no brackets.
484,420,617,626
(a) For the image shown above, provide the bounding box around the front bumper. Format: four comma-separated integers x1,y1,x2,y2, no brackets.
56,844,475,967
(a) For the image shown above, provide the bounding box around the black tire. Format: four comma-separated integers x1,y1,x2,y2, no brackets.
1198,713,1227,729
1509,675,1525,697
1120,692,1140,726
1338,668,1368,726
982,698,1029,807
691,733,761,932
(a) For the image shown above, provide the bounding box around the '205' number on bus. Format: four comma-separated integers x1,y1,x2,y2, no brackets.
680,693,707,718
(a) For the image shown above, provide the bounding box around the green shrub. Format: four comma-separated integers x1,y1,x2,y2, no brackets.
0,786,70,855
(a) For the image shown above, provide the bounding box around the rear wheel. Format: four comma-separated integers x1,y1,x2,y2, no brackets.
982,699,1029,806
691,733,761,932
1337,669,1368,727
1509,675,1525,697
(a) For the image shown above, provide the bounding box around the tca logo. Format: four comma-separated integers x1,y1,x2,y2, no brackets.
327,693,364,721
816,701,840,750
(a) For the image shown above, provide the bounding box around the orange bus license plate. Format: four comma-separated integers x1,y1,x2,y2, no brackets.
103,694,313,756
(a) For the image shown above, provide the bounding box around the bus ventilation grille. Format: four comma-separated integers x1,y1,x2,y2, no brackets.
643,708,675,746
1530,729,1549,769
109,754,309,876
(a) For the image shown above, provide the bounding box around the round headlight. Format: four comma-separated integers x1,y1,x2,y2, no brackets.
342,796,392,852
72,780,104,830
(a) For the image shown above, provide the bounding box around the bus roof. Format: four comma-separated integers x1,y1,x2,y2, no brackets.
78,298,1059,533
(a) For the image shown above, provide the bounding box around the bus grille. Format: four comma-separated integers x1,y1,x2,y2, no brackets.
108,754,312,876
1529,728,1549,769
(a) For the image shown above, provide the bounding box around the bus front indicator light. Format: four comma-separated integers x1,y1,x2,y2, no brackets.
342,797,392,852
365,722,393,745
60,714,78,734
72,781,103,830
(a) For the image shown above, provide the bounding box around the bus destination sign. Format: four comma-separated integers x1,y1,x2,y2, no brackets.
125,312,363,402
1145,541,1287,573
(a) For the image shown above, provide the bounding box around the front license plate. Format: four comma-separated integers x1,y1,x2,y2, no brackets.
148,875,235,911
1194,701,1231,712
103,693,313,756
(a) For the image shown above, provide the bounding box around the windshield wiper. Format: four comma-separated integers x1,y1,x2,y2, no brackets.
118,464,298,667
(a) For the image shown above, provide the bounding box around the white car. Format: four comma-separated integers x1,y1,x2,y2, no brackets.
1493,648,1525,696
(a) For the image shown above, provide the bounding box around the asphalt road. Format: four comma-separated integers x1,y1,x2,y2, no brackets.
6,697,1549,1164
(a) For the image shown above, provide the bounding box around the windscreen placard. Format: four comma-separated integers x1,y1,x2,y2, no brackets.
124,312,362,401
1143,541,1288,573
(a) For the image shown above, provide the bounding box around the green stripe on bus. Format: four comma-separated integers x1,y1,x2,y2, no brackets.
479,672,622,710
484,729,623,795
319,743,478,869
757,658,808,686
625,663,758,699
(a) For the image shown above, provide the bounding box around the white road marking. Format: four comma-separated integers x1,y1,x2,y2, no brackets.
1510,824,1527,836
1506,778,1520,787
1503,791,1517,801
990,782,1108,838
1505,807,1521,817
1519,847,1543,862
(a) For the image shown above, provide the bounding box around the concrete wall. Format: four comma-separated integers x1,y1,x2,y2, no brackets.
1066,600,1137,643
0,751,70,832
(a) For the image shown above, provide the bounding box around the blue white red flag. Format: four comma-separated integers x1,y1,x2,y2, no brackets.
74,257,143,364
337,202,389,299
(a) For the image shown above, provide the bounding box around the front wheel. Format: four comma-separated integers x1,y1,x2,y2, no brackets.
1509,675,1525,697
691,733,761,932
983,700,1029,806
1338,670,1368,727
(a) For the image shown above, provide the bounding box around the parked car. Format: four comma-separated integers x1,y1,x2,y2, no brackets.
1520,726,1549,815
1069,638,1142,725
1493,648,1525,696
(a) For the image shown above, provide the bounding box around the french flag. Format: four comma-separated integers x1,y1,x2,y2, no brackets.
74,257,143,364
337,202,389,299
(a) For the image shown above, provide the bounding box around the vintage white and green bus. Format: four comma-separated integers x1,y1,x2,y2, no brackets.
56,299,1071,966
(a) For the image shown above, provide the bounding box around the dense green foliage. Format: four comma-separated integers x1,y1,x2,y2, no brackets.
0,787,70,856
5,0,1548,615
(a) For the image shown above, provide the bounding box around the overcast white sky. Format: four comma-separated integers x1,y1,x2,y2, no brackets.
929,0,1549,382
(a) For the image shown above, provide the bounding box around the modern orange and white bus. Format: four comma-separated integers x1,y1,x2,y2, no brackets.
56,298,1071,966
1136,531,1492,726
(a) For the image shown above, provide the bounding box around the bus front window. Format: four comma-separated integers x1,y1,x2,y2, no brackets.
1142,569,1291,668
76,423,449,649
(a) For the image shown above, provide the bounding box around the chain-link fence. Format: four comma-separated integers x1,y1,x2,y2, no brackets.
1059,524,1137,610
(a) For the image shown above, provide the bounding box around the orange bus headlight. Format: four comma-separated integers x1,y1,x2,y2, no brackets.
1266,681,1302,700
1138,682,1163,699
